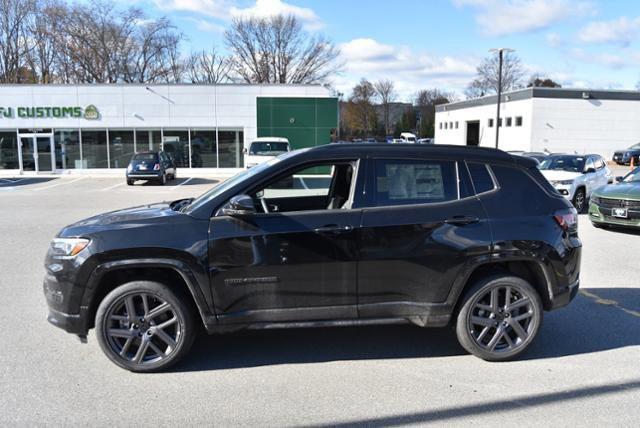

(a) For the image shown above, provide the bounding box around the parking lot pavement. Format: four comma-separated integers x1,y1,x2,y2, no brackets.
1,176,639,426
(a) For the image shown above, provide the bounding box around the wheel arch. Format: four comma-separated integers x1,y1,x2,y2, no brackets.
83,259,215,331
451,258,554,314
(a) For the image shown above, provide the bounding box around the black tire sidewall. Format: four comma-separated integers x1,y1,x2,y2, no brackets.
455,274,543,362
573,188,586,213
95,281,195,372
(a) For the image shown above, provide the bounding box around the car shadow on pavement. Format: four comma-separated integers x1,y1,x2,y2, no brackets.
175,324,464,372
174,288,640,372
597,226,640,236
524,287,640,360
0,177,56,187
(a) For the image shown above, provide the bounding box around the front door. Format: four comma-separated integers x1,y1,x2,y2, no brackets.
208,160,363,324
19,135,54,172
357,157,491,319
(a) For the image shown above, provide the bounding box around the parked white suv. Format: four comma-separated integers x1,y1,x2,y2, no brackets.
244,137,291,168
539,154,612,212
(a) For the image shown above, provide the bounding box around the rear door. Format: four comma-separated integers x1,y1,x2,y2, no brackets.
357,157,492,319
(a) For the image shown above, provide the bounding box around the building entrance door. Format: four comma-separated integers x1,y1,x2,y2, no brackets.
466,121,480,146
18,134,55,173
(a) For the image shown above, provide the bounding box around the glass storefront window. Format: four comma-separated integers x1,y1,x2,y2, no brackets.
54,129,80,169
109,130,134,168
162,130,189,167
218,130,244,168
190,130,216,168
0,131,19,169
135,130,162,153
81,130,108,168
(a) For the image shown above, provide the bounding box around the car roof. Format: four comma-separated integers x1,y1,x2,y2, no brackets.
252,137,289,143
301,143,533,165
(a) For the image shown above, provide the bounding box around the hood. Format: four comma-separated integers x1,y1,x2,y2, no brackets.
539,170,582,181
593,182,640,201
59,202,179,237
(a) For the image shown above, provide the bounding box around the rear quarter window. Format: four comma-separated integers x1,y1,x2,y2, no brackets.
466,162,495,194
490,164,553,212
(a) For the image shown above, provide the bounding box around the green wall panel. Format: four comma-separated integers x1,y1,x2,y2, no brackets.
256,97,338,150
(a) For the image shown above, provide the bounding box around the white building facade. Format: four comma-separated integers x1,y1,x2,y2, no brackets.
0,84,337,174
435,88,640,159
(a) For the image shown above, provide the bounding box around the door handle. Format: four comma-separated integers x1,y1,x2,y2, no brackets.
313,224,354,234
444,215,479,226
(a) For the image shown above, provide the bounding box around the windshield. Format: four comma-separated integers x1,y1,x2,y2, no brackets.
249,142,289,156
623,167,640,183
628,143,640,150
539,156,586,173
133,153,157,161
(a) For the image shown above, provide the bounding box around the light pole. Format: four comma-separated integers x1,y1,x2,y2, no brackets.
489,48,514,149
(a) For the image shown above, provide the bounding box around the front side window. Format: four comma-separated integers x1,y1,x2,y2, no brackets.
249,161,358,213
373,159,458,207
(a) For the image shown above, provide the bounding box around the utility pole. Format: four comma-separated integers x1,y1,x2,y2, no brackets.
489,48,514,149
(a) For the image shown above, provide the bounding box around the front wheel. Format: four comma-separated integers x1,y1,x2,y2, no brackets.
573,188,586,213
455,275,543,361
95,281,196,372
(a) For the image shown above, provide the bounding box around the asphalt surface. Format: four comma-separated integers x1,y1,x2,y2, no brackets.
1,174,639,426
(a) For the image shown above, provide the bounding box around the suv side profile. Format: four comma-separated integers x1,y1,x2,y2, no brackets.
44,144,581,372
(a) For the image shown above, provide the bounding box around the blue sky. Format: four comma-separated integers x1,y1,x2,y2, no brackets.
134,0,640,100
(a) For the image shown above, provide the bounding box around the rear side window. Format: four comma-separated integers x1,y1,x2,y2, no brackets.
491,165,552,211
467,163,495,194
373,159,458,206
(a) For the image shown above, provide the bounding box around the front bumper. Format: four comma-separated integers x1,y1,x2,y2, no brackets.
589,203,640,228
550,183,574,199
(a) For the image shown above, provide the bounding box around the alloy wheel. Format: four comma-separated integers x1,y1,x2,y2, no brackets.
574,191,585,212
467,285,537,353
104,292,183,365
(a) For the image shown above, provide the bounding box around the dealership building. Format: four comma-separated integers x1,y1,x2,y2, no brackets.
0,84,338,174
435,87,640,159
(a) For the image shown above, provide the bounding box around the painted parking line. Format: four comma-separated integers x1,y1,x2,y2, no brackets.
101,182,126,191
171,177,193,190
32,177,85,192
580,289,640,318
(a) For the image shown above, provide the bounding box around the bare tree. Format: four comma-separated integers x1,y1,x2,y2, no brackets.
186,48,231,83
26,0,63,83
465,51,524,99
0,0,37,83
415,88,454,137
343,78,378,136
374,79,396,135
225,14,341,84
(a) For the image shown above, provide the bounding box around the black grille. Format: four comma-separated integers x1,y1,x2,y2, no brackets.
597,198,640,209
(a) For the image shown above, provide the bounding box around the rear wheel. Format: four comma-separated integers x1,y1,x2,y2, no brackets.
159,173,167,185
95,281,196,372
573,188,586,213
456,275,542,361
126,179,134,186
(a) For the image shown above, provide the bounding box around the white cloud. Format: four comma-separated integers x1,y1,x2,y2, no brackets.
153,0,323,30
336,38,477,100
453,0,594,36
578,16,640,46
546,32,562,48
186,17,226,33
230,0,323,30
570,48,640,69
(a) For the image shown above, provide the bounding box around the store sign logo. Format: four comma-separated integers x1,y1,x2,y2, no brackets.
0,105,100,120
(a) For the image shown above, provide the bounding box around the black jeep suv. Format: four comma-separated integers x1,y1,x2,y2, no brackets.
44,144,581,372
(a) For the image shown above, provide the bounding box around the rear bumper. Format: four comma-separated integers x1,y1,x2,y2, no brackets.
127,172,162,179
548,278,580,310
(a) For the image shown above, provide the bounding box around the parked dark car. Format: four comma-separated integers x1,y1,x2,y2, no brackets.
612,143,640,165
126,151,176,185
44,144,581,371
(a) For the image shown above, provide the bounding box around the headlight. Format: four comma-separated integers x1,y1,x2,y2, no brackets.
552,179,574,185
50,238,90,257
127,164,133,172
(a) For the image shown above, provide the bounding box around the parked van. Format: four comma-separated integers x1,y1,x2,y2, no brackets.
400,132,417,143
244,137,291,168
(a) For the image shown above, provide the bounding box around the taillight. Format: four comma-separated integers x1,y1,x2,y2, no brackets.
554,209,578,232
153,163,160,170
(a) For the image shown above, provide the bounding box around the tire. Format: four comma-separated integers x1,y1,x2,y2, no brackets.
95,281,196,372
159,173,167,186
455,274,543,362
126,179,134,186
573,188,586,213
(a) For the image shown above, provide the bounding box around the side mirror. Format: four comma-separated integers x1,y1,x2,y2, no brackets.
584,167,596,174
615,176,624,183
221,194,256,216
242,148,248,154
